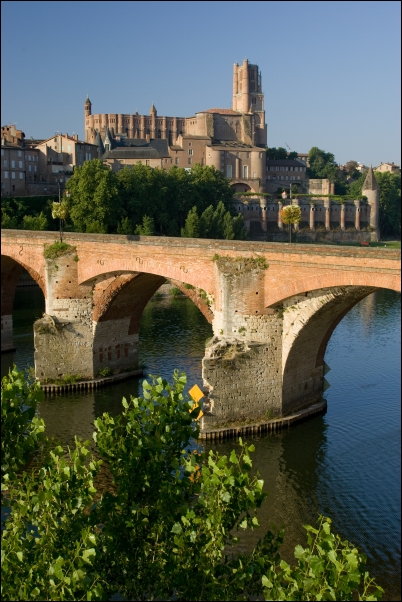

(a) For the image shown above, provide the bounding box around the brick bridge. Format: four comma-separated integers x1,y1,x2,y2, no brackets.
2,229,400,432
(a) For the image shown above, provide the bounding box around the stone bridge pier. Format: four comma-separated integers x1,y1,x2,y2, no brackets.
200,256,377,430
32,248,167,382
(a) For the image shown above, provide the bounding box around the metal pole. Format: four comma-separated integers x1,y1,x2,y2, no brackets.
289,183,292,243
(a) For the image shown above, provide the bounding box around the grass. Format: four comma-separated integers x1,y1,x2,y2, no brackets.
43,241,77,260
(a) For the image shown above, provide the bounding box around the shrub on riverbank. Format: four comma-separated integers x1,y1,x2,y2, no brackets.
1,368,383,601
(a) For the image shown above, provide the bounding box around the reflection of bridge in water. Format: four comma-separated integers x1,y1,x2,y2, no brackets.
2,229,400,435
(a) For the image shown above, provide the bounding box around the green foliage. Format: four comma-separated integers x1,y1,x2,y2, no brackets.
169,286,182,297
182,201,247,240
1,368,45,484
307,147,348,195
181,206,200,238
262,515,383,601
66,159,122,233
266,147,289,160
374,172,401,236
43,242,76,261
1,197,58,231
22,212,48,231
2,371,383,601
213,254,268,272
281,205,302,225
98,368,113,378
134,214,155,235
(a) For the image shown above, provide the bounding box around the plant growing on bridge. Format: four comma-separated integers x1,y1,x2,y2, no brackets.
2,368,383,601
43,242,77,261
281,205,302,243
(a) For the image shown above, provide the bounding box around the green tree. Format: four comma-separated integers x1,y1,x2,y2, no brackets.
134,214,155,235
307,147,348,195
117,216,134,235
1,369,384,601
266,147,288,160
66,159,122,233
281,205,301,243
22,212,48,231
181,206,200,238
375,171,401,236
344,160,359,178
347,171,401,237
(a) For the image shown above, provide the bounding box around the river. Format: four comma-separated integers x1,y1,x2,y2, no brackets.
2,285,401,600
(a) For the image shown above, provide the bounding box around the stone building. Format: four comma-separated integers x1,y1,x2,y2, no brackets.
374,162,400,173
85,59,267,193
1,142,28,196
265,159,309,193
1,131,98,196
235,166,380,242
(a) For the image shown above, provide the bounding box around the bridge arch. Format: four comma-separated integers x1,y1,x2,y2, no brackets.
265,271,400,309
1,254,46,352
279,285,398,415
79,269,213,376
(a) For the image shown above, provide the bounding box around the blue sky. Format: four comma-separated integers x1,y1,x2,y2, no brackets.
1,1,400,166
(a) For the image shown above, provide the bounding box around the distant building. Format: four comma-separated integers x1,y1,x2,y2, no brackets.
1,142,28,195
1,125,25,146
265,159,309,193
296,153,310,166
1,130,98,196
374,162,400,173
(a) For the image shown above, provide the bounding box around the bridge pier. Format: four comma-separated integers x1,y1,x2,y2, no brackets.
33,249,96,381
201,256,284,430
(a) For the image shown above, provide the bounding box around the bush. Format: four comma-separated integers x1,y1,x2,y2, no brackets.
98,367,113,378
1,369,383,601
169,286,182,297
43,242,76,260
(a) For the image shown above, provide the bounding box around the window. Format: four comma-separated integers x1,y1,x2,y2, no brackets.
11,160,15,168
259,152,262,159
188,149,193,156
1,149,4,156
226,165,232,178
12,171,15,179
19,172,24,180
246,152,250,159
34,166,37,173
28,155,31,161
18,150,22,157
28,165,32,172
188,158,192,165
243,165,248,179
253,172,256,178
18,161,23,168
175,158,179,164
3,160,7,167
68,145,71,152
4,171,8,178
189,142,192,147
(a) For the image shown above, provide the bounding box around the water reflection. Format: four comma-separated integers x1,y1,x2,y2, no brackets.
1,287,400,600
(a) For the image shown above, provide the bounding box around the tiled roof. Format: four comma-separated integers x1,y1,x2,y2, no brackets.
102,139,170,160
266,159,305,167
200,108,241,115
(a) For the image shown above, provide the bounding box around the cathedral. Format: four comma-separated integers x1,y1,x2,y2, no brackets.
84,60,267,193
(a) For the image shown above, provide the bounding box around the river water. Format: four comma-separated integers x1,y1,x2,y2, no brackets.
2,286,401,600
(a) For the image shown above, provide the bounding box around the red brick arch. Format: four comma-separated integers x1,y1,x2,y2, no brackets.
265,270,401,308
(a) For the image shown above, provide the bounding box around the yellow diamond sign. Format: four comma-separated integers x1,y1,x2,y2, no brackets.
189,384,204,403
